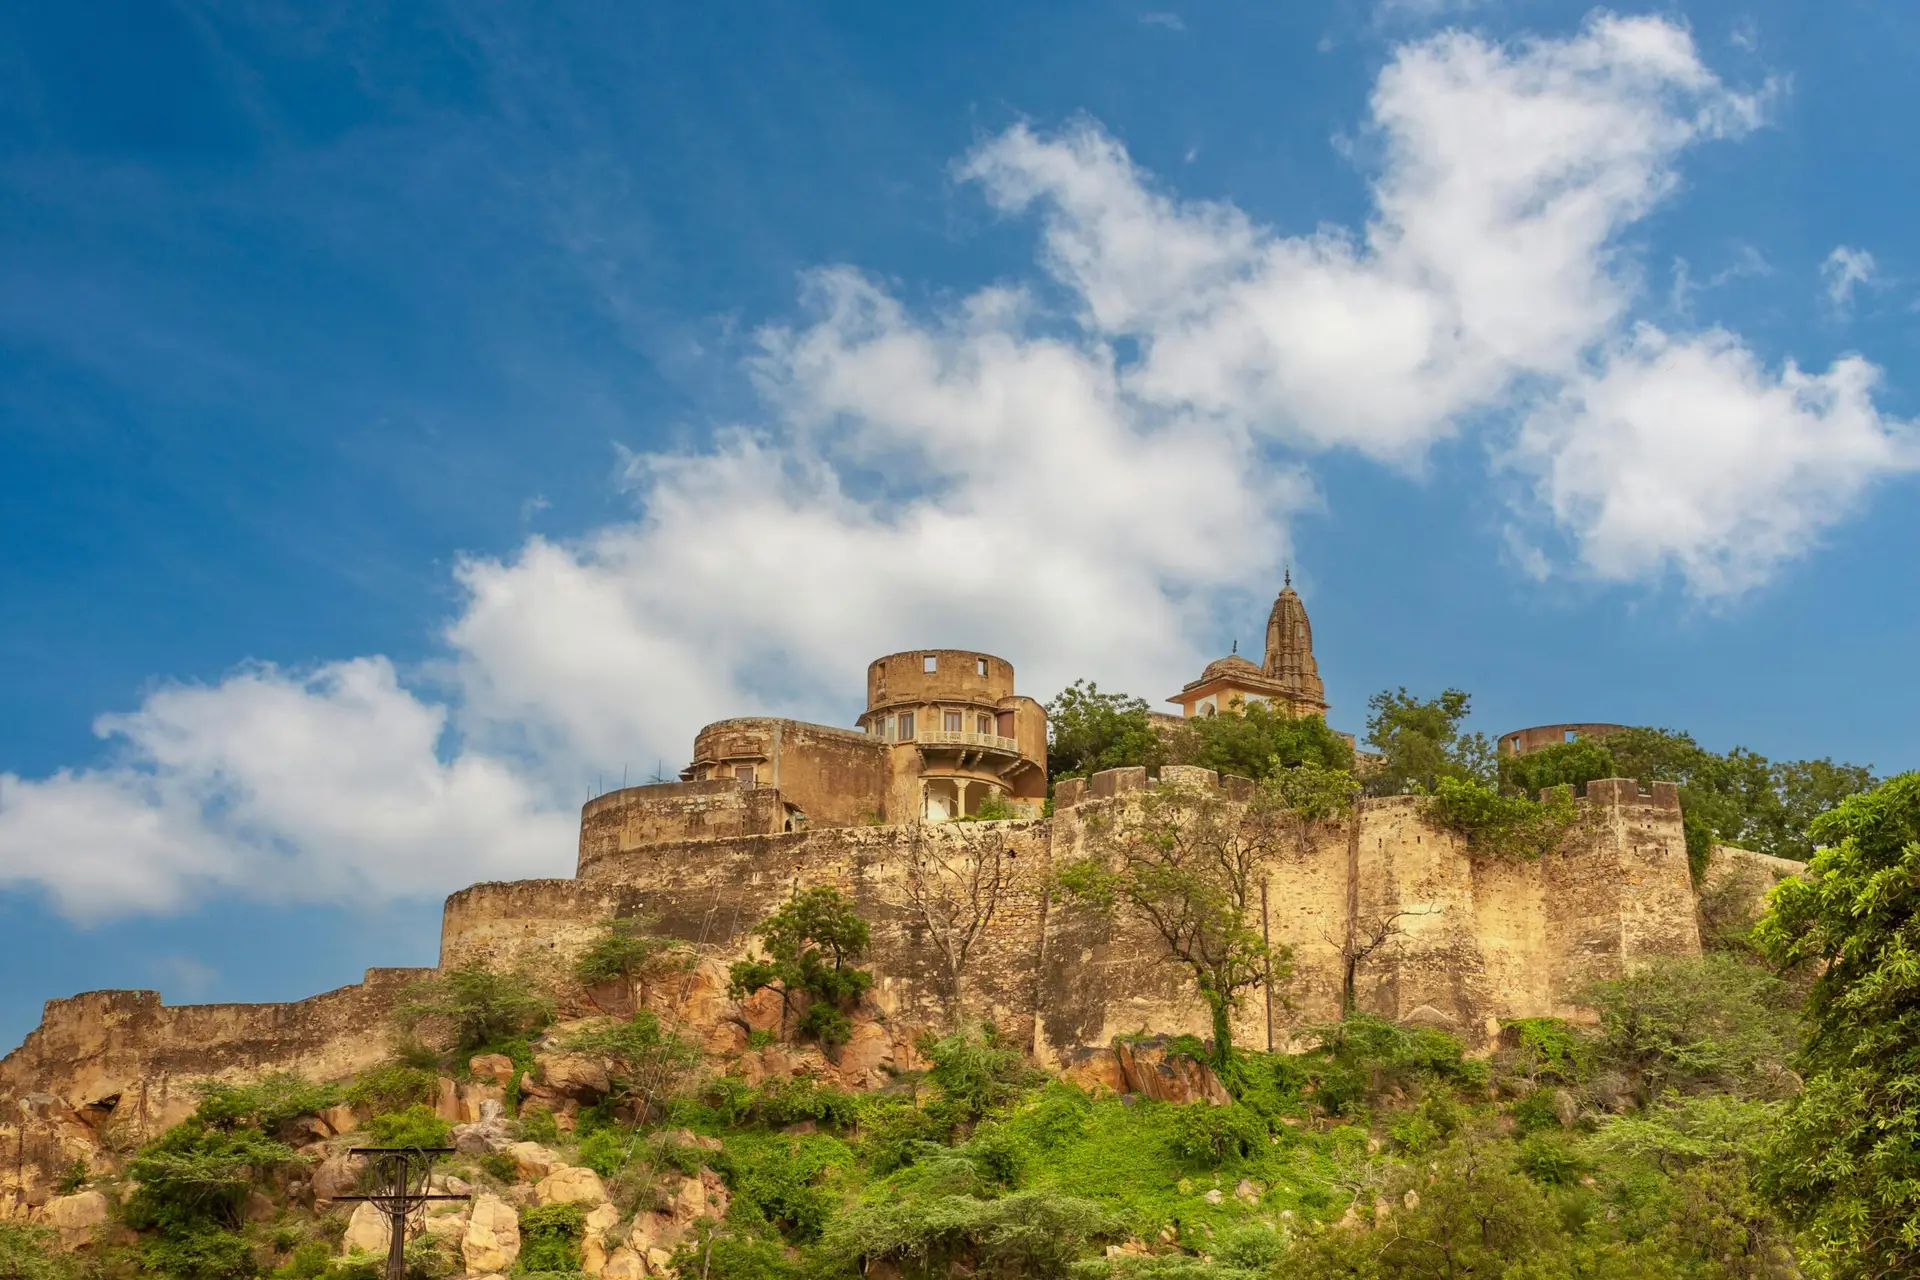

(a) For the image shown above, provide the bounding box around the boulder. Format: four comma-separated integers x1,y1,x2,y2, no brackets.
1061,1047,1126,1095
319,1103,360,1136
462,1193,521,1275
601,1247,647,1279
534,1164,609,1207
460,1082,508,1123
435,1076,462,1123
834,1021,894,1088
535,1053,610,1102
451,1100,512,1154
1112,1038,1231,1106
580,1201,622,1274
42,1189,110,1251
469,1053,516,1087
505,1141,564,1181
658,1128,724,1153
312,1152,364,1201
341,1201,391,1256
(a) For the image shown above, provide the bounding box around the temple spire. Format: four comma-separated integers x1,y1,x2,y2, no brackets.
1262,573,1326,713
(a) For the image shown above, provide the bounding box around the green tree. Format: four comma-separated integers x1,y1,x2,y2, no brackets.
1057,779,1292,1068
1363,687,1494,796
729,887,874,1049
0,1224,73,1280
1045,681,1164,781
1170,700,1354,780
1754,772,1920,1279
572,916,695,992
1582,955,1797,1105
1499,737,1619,798
394,963,554,1056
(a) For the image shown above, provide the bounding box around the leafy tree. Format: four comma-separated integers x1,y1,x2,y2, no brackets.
190,1072,340,1139
729,887,874,1049
394,963,554,1055
1500,737,1619,798
919,1024,1036,1125
1583,954,1797,1105
561,1009,703,1122
1057,780,1292,1068
1754,772,1920,1278
1363,687,1494,796
1045,681,1164,781
573,915,695,991
1168,700,1353,780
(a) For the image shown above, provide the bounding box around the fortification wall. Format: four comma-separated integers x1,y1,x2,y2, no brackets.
688,718,892,828
0,967,428,1208
579,779,785,866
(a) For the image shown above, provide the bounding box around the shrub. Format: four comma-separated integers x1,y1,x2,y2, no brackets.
0,1223,72,1280
344,1065,439,1115
124,1121,302,1232
365,1105,452,1149
268,1241,331,1279
823,1186,1117,1279
1426,776,1579,859
1583,954,1796,1102
560,1010,702,1121
579,1126,643,1178
394,963,554,1055
1292,1014,1487,1115
921,1024,1035,1125
1501,1018,1590,1085
573,916,694,988
729,1139,837,1241
517,1202,586,1273
1515,1132,1585,1186
517,1106,561,1145
54,1158,86,1195
1168,1103,1266,1167
193,1072,342,1135
476,1151,519,1184
137,1221,257,1280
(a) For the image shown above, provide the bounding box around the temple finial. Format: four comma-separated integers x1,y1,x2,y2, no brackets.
1284,563,1291,588
1231,638,1237,655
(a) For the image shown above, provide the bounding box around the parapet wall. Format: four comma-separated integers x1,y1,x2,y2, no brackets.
580,779,786,866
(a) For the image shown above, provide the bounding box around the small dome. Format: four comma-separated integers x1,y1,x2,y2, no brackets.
1201,654,1263,681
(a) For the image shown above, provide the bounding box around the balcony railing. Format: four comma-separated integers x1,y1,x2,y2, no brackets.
915,729,1022,755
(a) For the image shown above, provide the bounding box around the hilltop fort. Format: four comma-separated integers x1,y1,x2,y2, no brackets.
0,581,1791,1220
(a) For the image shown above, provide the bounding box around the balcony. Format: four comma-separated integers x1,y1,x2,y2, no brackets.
914,729,1022,756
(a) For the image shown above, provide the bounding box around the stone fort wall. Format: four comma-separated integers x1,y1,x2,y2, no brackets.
1,772,1707,1210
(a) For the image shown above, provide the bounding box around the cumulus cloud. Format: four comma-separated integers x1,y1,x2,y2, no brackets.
1821,245,1878,316
1511,327,1915,594
0,660,572,920
2,13,1914,920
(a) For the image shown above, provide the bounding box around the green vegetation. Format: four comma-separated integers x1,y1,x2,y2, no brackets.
1424,774,1581,858
560,1009,703,1122
516,1203,586,1273
571,915,694,989
1501,725,1876,866
1046,681,1165,782
1058,782,1292,1068
394,963,554,1056
0,1224,73,1280
1166,700,1353,780
1755,771,1920,1278
363,1105,451,1149
729,887,875,1049
1363,686,1495,796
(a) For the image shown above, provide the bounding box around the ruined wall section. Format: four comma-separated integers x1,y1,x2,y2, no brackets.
0,967,428,1206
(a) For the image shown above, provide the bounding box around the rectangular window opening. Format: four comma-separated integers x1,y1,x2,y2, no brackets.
1564,730,1577,742
976,657,987,676
923,654,937,673
733,765,754,783
898,712,915,740
945,711,963,733
977,714,993,735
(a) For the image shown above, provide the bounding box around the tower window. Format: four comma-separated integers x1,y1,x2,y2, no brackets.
976,657,988,676
734,765,754,782
977,713,993,735
898,712,915,740
945,711,963,732
923,654,937,672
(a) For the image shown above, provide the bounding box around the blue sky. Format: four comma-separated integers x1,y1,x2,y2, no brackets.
2,0,1916,1053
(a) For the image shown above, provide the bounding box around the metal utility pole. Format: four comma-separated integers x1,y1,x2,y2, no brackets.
335,1146,468,1280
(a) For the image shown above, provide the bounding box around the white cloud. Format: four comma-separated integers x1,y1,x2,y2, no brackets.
961,16,1768,462
1822,245,1877,316
0,659,572,920
1,13,1913,920
1510,326,1917,594
1139,12,1185,32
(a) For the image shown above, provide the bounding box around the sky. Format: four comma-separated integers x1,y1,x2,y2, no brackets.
1,0,1916,1053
